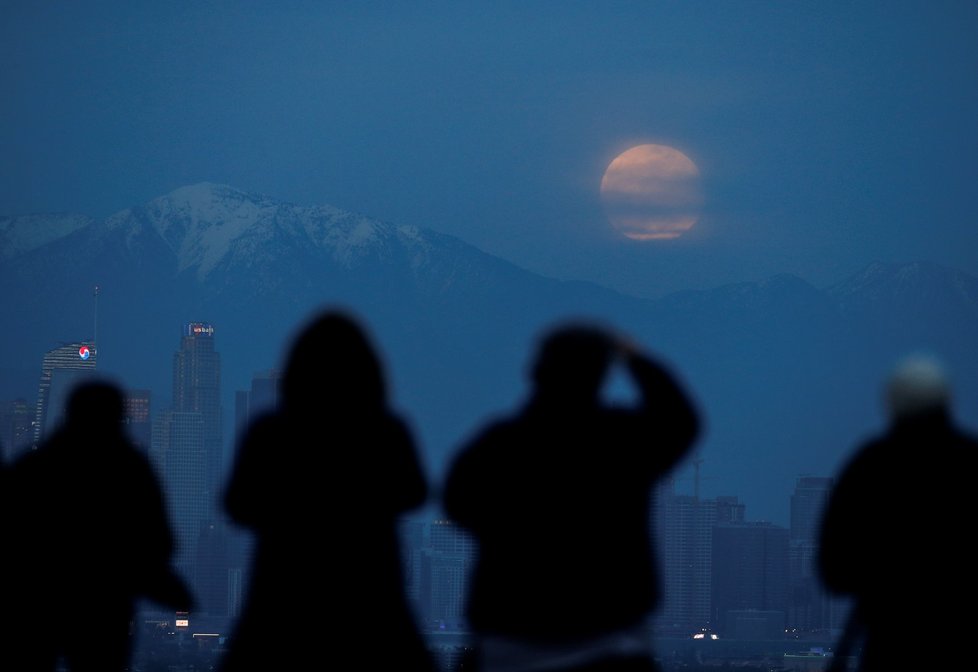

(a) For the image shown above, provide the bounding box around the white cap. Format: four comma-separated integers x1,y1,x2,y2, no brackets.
885,353,951,421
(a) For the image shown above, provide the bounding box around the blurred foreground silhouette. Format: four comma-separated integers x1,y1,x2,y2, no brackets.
2,380,193,672
444,321,701,672
819,354,977,671
219,308,437,672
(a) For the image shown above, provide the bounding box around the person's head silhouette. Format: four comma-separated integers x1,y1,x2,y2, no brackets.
64,380,126,435
281,309,387,412
530,324,616,405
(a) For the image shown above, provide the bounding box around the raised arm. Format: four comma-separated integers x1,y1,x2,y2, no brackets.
623,344,701,470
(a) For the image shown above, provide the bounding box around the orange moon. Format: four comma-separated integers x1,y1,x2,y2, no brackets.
600,144,703,240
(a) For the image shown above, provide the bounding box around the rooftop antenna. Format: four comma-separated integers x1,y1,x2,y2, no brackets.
93,284,100,356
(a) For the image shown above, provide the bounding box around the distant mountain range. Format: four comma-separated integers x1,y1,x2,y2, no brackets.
3,183,977,524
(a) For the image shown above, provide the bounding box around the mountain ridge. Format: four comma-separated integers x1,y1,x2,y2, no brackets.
3,183,977,526
5,181,977,309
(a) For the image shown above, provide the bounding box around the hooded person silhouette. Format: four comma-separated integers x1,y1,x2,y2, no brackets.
219,309,437,672
818,354,978,671
443,321,701,672
3,380,193,672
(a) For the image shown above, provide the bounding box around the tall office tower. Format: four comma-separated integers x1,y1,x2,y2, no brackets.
33,342,98,446
0,398,33,461
227,567,245,620
227,367,282,614
233,369,282,443
715,495,746,523
399,517,427,606
151,410,207,584
196,520,230,626
788,476,843,635
421,519,478,630
247,369,280,416
790,476,833,542
652,481,723,635
153,322,225,618
711,521,790,639
123,389,152,452
172,322,223,495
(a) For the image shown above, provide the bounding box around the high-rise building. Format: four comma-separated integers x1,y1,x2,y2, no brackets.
172,322,223,493
0,398,33,461
152,410,207,583
421,519,477,631
32,342,98,446
233,369,282,442
123,389,152,453
400,517,427,607
787,475,846,635
716,495,746,524
654,485,717,635
196,520,230,626
790,476,834,543
653,483,748,635
226,368,282,619
152,322,225,619
711,521,789,639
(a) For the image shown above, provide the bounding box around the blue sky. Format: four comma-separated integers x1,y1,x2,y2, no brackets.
3,1,977,298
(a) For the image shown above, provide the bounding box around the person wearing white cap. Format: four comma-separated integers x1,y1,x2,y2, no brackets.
818,353,977,671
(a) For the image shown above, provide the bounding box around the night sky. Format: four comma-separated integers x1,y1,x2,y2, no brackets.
3,1,977,299
6,8,978,662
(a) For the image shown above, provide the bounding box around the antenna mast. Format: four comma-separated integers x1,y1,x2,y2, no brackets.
93,284,100,355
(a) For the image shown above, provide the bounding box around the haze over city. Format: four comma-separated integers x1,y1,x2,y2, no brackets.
1,3,976,670
4,0,977,516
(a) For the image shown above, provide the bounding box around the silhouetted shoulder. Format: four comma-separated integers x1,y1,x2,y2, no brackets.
816,435,883,595
223,411,285,528
225,408,427,528
374,411,429,511
443,416,518,529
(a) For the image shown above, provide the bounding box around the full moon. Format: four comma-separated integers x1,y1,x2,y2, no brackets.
600,144,703,240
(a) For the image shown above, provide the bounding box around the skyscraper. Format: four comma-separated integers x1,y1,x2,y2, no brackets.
172,322,223,494
0,397,32,461
654,484,717,635
652,482,749,635
787,475,845,635
421,519,477,631
152,322,225,620
123,389,152,452
790,476,833,543
33,342,98,447
226,368,282,622
152,410,207,582
711,521,789,639
233,368,282,441
400,517,426,607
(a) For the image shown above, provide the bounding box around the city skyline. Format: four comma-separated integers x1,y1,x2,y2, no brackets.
5,184,976,528
2,4,973,670
0,291,965,531
5,316,840,531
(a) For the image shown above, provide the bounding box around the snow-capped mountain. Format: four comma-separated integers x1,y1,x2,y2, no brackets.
828,259,978,316
3,183,977,525
0,182,641,471
101,182,439,279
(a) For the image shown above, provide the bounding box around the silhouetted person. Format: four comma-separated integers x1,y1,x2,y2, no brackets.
3,380,193,672
219,309,437,672
818,354,977,671
443,322,700,672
